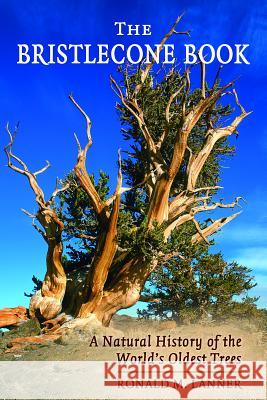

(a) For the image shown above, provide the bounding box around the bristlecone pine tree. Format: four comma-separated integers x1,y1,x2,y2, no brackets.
137,247,257,324
1,16,251,332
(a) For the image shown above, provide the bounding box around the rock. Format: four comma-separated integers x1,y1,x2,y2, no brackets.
18,319,42,336
5,334,60,353
56,315,123,345
0,319,41,351
3,318,41,338
0,306,28,328
0,319,42,352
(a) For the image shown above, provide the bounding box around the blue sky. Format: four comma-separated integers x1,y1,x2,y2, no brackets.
0,0,266,313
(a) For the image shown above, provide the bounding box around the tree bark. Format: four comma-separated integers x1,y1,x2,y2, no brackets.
29,211,67,320
147,175,172,225
75,255,156,326
29,241,67,321
90,259,153,326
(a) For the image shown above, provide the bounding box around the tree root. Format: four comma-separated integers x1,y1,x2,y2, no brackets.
41,313,73,334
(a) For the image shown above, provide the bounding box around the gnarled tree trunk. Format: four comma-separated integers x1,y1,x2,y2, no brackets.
4,126,69,321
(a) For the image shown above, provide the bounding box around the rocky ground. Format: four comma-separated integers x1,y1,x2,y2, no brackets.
0,314,266,361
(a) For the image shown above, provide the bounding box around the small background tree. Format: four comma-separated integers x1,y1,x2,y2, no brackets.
137,244,258,324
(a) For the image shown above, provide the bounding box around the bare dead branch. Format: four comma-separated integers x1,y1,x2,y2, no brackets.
135,14,189,94
139,295,161,303
21,208,36,218
4,123,66,242
164,213,194,239
212,65,223,89
157,83,186,148
233,89,246,114
32,218,47,241
106,164,162,206
21,209,48,242
5,124,28,174
192,211,241,243
191,186,223,194
185,67,191,94
69,94,92,154
4,124,47,207
186,89,251,191
104,149,124,207
69,95,108,218
47,178,70,206
192,196,245,214
115,148,123,195
74,132,82,154
167,188,234,237
33,160,51,177
200,58,206,99
169,80,234,180
173,30,191,36
192,218,210,244
76,233,97,240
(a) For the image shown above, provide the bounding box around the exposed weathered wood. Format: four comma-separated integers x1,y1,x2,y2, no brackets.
0,306,28,329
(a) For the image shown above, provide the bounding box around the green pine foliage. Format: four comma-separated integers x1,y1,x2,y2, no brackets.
138,249,258,324
119,68,235,198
